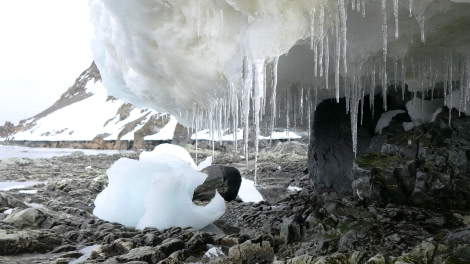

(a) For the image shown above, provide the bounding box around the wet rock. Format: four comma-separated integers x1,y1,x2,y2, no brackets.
156,238,186,257
97,238,134,258
228,240,274,264
0,229,62,255
3,208,55,229
0,192,26,210
193,165,242,203
187,232,214,255
116,246,165,263
280,214,304,244
365,254,387,264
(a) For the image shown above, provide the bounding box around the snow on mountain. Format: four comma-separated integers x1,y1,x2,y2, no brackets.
1,62,177,148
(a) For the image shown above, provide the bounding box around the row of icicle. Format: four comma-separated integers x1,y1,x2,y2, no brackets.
186,0,469,185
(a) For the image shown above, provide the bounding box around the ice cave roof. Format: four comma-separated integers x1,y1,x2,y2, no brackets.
89,0,470,127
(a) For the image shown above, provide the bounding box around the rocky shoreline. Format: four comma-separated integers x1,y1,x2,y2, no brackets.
0,141,469,263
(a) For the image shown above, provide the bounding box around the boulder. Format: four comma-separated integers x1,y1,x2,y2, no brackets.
193,165,241,203
0,192,27,210
228,240,274,264
3,208,55,229
0,230,62,255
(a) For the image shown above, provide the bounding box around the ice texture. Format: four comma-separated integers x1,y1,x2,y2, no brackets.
89,0,470,157
93,144,226,230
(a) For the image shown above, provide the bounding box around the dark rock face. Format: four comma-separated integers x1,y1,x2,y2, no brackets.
308,99,355,198
353,107,470,210
193,165,242,202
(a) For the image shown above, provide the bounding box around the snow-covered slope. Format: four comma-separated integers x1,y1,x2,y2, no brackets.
2,63,177,146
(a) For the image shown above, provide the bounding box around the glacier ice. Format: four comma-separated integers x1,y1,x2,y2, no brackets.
89,0,470,158
93,144,226,230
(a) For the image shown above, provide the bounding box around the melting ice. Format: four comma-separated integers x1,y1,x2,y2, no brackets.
89,0,470,175
93,144,226,230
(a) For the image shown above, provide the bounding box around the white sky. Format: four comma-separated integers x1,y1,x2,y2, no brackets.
0,0,94,125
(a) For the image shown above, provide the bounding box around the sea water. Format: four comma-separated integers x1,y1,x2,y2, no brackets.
0,145,133,160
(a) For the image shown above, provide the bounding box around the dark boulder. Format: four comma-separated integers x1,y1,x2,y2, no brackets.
308,99,356,199
193,165,242,203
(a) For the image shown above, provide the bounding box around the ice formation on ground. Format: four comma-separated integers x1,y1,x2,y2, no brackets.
93,144,226,230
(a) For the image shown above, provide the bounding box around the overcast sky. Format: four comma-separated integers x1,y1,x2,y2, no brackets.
0,0,94,125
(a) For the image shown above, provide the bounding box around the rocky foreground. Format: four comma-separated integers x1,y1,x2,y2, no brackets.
0,141,469,264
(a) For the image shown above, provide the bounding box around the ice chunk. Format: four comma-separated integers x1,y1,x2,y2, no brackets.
93,144,226,230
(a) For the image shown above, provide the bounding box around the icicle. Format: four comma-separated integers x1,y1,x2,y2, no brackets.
319,5,325,77
394,59,398,91
314,85,318,109
401,57,406,100
300,85,304,125
357,0,361,13
361,79,365,125
339,0,348,73
310,9,315,50
361,0,366,17
242,60,253,165
371,65,376,117
253,59,265,185
352,0,356,10
393,0,399,39
314,41,318,77
335,17,341,103
459,60,465,115
444,62,448,106
449,56,453,126
269,57,279,146
382,0,388,111
416,15,426,44
350,76,362,157
345,78,350,114
293,89,297,133
308,91,312,146
409,0,413,17
286,90,290,141
465,57,470,112
382,0,388,64
325,36,330,90
195,105,200,164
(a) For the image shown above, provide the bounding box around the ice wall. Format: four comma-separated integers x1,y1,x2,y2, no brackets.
89,0,470,156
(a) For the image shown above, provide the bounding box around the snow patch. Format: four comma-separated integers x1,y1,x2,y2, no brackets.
238,178,264,203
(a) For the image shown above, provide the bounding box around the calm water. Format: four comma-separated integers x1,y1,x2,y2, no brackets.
0,145,134,160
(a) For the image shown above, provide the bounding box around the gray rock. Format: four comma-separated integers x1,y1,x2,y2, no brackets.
116,246,165,263
0,229,61,255
3,208,54,229
280,215,304,244
228,240,274,264
156,238,186,257
0,192,26,210
187,232,214,255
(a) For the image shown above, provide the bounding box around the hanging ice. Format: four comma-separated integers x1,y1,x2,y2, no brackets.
88,0,470,176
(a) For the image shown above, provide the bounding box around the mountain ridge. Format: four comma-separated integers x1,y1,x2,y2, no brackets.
0,62,181,150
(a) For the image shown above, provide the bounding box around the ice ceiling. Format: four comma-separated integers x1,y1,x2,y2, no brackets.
89,0,470,155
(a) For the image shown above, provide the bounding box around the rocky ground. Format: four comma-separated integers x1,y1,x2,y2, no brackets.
0,140,469,264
